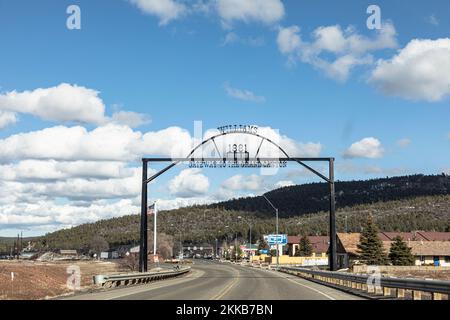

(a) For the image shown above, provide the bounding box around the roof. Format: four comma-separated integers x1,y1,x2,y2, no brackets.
288,235,329,253
337,233,361,255
60,249,77,255
337,233,450,257
416,232,450,241
378,232,450,241
130,246,140,253
407,241,450,256
378,232,426,241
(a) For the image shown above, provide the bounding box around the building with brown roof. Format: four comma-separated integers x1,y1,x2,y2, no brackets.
336,232,450,269
287,236,329,256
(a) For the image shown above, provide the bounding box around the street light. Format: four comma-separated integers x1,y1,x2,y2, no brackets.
225,225,238,262
170,224,183,260
262,194,279,269
238,216,252,261
215,238,219,258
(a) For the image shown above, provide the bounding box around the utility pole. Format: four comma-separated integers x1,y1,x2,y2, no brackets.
215,238,218,258
329,158,337,271
235,232,238,262
153,201,157,263
238,216,252,260
171,224,183,259
276,208,279,268
262,195,279,269
139,159,148,272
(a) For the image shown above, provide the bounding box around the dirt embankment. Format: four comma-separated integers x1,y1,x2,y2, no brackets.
0,260,124,300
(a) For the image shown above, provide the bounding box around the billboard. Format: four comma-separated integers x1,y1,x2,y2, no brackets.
264,234,287,245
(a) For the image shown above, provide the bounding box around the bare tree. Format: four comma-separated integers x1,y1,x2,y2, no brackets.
119,254,139,271
147,232,174,260
89,235,109,256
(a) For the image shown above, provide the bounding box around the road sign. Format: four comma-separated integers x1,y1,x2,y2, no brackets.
264,234,287,245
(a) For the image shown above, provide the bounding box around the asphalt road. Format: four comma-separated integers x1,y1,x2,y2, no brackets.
66,260,362,300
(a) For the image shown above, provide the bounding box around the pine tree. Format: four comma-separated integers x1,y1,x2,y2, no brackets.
389,236,415,266
231,245,242,261
445,221,450,233
296,236,313,256
257,239,269,255
357,215,387,265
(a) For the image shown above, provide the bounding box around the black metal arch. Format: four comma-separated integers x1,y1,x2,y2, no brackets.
139,130,337,272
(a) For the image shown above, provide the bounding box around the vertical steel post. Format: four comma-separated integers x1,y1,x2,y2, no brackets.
276,208,279,269
235,233,238,262
329,158,337,271
249,224,252,260
139,159,148,272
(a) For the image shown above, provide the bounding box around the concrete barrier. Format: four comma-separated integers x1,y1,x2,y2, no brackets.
93,267,190,288
279,266,450,300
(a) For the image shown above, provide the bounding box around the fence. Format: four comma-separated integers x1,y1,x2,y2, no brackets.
93,267,190,288
279,266,450,300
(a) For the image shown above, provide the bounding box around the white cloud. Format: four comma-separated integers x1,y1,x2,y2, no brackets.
0,160,136,181
0,83,151,127
168,168,210,198
396,138,411,148
216,174,296,199
275,180,294,188
127,0,284,28
0,125,138,162
277,23,398,82
277,25,301,55
0,111,17,129
0,83,107,124
156,197,214,211
129,0,187,25
426,14,439,26
221,32,265,47
343,137,384,159
0,199,139,230
0,123,321,233
215,174,266,200
0,123,318,163
111,110,151,128
224,83,265,103
201,126,322,159
221,174,263,191
337,162,408,176
0,167,144,202
370,38,450,102
0,124,193,162
217,0,284,25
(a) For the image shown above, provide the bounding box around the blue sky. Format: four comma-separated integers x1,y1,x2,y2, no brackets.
0,0,449,236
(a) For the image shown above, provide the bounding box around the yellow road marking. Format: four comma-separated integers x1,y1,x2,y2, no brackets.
210,266,240,300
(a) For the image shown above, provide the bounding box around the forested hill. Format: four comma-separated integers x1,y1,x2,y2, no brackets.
210,174,450,217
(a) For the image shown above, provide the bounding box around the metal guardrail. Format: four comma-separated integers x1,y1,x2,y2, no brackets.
279,266,450,300
93,267,190,288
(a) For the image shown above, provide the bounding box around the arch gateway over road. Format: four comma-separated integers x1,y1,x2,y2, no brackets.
138,125,337,272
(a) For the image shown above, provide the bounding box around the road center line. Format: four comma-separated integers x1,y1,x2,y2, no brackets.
210,265,240,300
